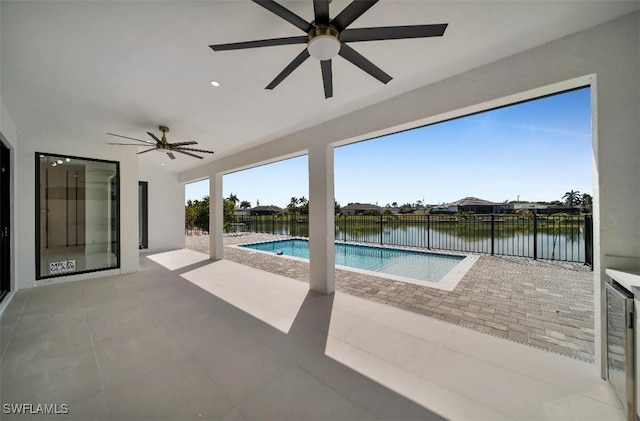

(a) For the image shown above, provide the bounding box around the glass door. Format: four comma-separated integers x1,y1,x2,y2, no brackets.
139,182,148,249
0,142,10,301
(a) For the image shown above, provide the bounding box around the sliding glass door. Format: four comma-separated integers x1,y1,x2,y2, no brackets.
0,142,10,300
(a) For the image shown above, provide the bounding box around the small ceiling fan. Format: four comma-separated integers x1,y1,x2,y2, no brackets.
107,126,214,160
209,0,448,98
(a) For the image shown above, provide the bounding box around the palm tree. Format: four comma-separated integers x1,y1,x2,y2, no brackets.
239,200,251,209
562,190,582,206
287,197,299,214
298,196,309,215
227,193,239,204
581,193,593,212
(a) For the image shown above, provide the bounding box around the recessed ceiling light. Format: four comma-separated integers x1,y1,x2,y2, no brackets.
65,158,71,162
210,80,220,87
51,162,57,167
57,159,63,164
39,154,44,158
160,163,165,166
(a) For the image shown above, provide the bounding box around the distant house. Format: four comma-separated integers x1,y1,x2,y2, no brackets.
381,207,402,215
341,203,381,215
513,203,581,215
513,203,548,214
234,208,250,217
430,204,459,214
432,197,512,214
543,205,581,215
249,205,284,216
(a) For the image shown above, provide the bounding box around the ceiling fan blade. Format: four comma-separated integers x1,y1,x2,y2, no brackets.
174,150,204,159
107,143,151,146
313,0,330,25
137,148,157,155
147,132,162,144
106,133,155,145
169,141,198,147
331,0,378,31
339,43,392,84
174,147,215,154
266,49,310,90
210,36,307,51
320,60,333,98
341,24,448,43
252,0,313,32
167,152,176,160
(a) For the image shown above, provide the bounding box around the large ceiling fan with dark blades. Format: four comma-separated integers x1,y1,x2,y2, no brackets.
209,0,447,98
107,126,214,160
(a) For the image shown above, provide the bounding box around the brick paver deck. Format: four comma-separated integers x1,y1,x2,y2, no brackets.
186,233,594,362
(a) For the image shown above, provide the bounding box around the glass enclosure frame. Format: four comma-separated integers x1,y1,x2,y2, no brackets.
35,152,120,280
139,181,148,249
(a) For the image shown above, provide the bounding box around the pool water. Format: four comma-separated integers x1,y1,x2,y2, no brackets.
240,239,464,283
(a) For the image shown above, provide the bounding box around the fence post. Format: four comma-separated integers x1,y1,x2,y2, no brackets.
427,214,431,250
379,214,383,246
272,213,275,235
342,215,345,242
533,213,538,260
491,214,495,255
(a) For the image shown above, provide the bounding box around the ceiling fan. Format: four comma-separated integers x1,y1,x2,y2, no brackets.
107,126,214,160
209,0,448,98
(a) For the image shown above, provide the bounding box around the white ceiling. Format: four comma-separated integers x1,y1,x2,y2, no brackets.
2,1,638,174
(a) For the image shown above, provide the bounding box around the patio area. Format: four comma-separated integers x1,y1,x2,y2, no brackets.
0,249,621,420
188,233,594,362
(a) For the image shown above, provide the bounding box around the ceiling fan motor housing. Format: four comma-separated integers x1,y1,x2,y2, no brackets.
307,26,341,60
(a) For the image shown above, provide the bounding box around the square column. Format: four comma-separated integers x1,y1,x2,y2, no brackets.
209,173,224,261
308,143,335,294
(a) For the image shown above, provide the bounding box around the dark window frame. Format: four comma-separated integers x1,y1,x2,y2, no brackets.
35,152,121,280
139,181,148,249
0,140,10,301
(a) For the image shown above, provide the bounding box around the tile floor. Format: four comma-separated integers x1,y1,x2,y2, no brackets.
0,249,623,420
191,233,595,361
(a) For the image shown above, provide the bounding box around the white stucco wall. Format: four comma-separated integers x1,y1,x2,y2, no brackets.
0,0,21,310
13,131,139,289
138,165,185,252
0,105,19,315
181,12,640,374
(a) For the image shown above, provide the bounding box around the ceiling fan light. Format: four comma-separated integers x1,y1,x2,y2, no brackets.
308,35,341,60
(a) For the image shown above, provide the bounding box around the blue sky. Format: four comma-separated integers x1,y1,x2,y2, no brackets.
186,87,592,207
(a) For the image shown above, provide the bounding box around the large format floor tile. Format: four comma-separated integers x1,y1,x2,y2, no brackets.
94,325,187,389
0,249,621,420
105,357,234,421
237,368,377,421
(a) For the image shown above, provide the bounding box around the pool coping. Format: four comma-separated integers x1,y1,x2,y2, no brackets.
229,238,479,292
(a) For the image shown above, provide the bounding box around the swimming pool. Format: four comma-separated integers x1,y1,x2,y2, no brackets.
239,239,472,286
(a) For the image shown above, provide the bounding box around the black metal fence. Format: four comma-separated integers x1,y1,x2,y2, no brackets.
229,213,593,266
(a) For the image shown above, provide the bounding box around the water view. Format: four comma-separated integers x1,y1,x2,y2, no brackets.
232,214,591,264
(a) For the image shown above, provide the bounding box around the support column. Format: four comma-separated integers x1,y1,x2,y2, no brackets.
209,173,223,261
308,143,335,294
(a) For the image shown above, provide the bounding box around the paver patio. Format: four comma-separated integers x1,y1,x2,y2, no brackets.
187,233,595,362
